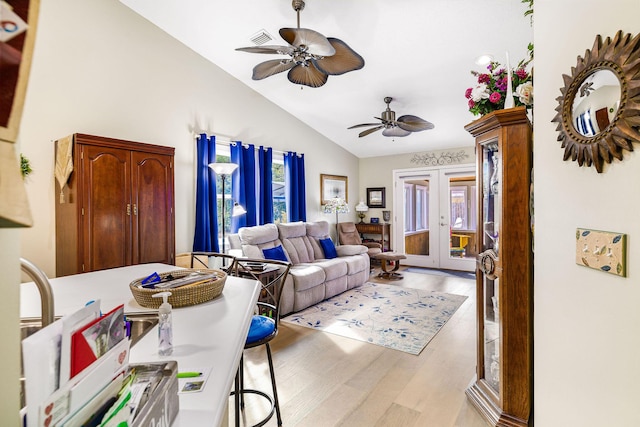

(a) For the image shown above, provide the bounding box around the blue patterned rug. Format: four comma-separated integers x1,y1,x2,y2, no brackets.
282,282,468,355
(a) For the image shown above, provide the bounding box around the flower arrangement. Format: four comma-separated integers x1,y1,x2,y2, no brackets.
465,60,533,116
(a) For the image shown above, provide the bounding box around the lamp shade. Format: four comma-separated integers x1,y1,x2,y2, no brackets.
323,197,349,214
355,201,369,212
232,202,246,217
208,162,238,175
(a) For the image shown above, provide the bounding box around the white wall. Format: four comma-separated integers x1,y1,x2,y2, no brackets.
534,1,640,425
17,0,360,279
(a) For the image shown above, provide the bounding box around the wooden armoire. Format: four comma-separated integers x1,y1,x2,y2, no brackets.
464,107,533,427
55,134,175,276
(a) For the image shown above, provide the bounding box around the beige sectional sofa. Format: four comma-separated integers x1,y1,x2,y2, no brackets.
237,221,370,315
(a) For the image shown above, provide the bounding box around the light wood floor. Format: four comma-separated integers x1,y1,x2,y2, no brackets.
230,267,489,427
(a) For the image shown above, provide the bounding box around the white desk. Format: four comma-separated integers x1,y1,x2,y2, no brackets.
20,263,260,427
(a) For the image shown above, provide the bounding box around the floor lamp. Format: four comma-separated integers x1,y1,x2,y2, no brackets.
209,162,245,253
323,196,349,244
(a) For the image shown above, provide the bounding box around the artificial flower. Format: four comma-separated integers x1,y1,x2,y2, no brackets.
516,81,533,105
465,60,533,116
470,83,490,102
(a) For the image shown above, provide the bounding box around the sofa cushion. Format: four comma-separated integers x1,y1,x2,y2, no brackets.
289,264,326,292
278,222,315,264
319,238,338,259
239,223,279,245
306,221,331,259
239,223,284,259
312,258,348,281
262,245,289,262
341,252,369,275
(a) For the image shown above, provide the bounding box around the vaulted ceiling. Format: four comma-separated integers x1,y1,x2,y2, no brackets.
119,0,533,158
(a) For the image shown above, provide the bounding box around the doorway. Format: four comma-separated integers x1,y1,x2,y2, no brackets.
392,164,477,272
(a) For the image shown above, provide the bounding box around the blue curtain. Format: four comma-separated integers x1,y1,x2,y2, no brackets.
231,142,257,231
284,152,306,222
258,146,273,224
193,134,219,252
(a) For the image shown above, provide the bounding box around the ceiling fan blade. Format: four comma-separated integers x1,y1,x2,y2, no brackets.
313,38,365,75
287,62,328,87
236,45,295,55
348,122,381,129
279,28,335,56
382,127,411,137
358,125,384,138
252,59,295,80
396,115,435,132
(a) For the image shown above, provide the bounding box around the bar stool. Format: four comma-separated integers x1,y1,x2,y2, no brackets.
230,258,291,427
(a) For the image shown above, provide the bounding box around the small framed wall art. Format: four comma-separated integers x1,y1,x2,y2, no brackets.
366,187,385,208
320,174,348,204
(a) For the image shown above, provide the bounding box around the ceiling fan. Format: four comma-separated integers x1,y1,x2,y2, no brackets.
235,0,364,88
348,97,435,138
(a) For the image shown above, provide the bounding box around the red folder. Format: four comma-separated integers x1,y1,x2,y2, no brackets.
70,304,125,378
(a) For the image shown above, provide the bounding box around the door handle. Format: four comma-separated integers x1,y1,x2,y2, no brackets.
440,223,448,226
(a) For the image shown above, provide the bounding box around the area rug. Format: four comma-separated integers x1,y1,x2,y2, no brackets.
404,267,476,280
281,282,467,355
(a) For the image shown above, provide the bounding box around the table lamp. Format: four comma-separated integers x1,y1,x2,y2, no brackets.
355,201,368,224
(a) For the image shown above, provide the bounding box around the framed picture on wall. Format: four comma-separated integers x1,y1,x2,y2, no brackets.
366,187,385,208
320,174,348,204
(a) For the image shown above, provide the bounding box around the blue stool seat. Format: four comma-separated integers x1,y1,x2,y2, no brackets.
246,315,275,344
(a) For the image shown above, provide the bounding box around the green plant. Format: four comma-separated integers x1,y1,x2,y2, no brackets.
522,0,533,22
20,153,33,178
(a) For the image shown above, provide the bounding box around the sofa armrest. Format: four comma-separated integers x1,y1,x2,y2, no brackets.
336,244,368,257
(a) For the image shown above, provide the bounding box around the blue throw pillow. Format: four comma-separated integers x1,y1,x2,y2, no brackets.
320,238,338,259
262,245,288,262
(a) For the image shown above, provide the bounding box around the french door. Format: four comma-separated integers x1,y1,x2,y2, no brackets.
392,164,477,272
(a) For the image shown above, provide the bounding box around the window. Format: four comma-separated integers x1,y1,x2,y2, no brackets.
404,181,428,232
449,180,476,231
272,154,286,223
415,184,428,230
216,145,288,228
403,183,414,232
450,186,467,229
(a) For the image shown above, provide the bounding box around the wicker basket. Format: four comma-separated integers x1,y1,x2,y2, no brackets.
130,269,226,308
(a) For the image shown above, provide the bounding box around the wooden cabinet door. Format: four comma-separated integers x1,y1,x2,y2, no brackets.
131,150,174,265
80,144,132,272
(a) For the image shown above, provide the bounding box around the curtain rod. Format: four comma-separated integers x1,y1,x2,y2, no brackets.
193,133,302,157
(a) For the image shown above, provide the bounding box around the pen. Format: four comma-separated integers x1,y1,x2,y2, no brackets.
177,371,203,378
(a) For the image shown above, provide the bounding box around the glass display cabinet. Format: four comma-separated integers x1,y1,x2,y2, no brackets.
464,107,533,427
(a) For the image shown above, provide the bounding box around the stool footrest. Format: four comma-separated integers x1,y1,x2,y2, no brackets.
230,389,275,427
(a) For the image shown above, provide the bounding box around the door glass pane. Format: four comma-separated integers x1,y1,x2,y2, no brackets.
481,143,500,395
449,177,477,259
484,276,500,393
404,179,430,256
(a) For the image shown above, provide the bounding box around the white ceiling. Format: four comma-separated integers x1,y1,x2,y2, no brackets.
119,0,533,158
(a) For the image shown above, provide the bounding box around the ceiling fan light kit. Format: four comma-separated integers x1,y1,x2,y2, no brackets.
235,0,364,88
348,97,435,138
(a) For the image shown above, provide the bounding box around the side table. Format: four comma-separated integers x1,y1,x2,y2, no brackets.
355,222,391,251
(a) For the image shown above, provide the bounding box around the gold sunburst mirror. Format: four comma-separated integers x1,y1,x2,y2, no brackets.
552,31,640,173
